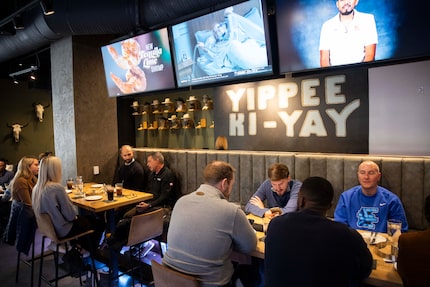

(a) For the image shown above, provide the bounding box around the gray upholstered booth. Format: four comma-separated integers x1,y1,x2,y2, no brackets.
133,148,430,230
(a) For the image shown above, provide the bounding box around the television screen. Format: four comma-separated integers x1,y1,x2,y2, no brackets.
171,0,273,88
276,0,430,74
101,27,176,97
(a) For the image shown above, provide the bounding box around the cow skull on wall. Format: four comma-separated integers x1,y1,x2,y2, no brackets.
6,123,28,143
33,103,50,122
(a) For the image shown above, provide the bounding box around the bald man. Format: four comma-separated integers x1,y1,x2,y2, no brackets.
334,160,408,233
115,145,146,191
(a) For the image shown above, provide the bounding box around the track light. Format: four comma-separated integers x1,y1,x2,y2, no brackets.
30,72,37,81
40,0,55,16
13,78,19,85
9,65,38,78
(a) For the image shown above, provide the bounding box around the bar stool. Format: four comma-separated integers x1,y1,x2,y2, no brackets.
120,208,164,286
151,260,200,287
35,213,96,287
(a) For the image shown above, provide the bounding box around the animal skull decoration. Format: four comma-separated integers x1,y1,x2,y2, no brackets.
33,103,50,122
7,123,28,143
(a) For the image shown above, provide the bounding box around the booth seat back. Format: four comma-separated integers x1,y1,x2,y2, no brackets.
134,148,430,230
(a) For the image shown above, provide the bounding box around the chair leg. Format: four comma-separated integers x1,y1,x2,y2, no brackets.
16,251,21,283
30,238,35,287
38,236,46,287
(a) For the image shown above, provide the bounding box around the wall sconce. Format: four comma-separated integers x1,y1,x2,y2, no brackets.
40,0,55,16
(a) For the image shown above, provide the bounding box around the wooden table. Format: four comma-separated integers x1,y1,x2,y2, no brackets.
68,183,153,213
245,214,403,287
68,183,153,282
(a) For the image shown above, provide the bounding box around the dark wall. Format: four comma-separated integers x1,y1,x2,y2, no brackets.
0,78,54,166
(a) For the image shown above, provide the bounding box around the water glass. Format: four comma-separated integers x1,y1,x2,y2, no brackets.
387,219,402,239
387,219,402,262
75,176,84,196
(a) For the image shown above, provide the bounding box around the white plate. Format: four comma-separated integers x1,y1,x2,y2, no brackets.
91,184,104,188
84,195,103,201
65,189,72,194
361,231,387,245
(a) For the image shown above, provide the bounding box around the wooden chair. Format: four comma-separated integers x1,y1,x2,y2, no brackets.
120,208,165,286
35,213,96,287
151,260,200,287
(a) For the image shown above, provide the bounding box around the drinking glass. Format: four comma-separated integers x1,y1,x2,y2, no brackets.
75,176,84,196
387,219,402,261
66,178,74,190
115,183,123,197
105,185,114,201
387,219,402,239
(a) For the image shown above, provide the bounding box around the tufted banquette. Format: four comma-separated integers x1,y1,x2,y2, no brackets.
133,148,430,230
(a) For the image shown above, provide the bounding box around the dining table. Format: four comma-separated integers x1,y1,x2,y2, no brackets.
244,214,403,287
68,182,153,284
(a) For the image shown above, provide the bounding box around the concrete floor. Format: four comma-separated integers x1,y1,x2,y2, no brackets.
0,229,160,287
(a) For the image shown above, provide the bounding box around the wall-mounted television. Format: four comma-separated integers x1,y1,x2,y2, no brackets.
101,27,176,97
276,0,430,74
171,0,273,88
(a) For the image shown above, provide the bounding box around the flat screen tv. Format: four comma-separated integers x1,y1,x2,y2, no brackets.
171,0,273,88
101,27,176,97
276,0,430,74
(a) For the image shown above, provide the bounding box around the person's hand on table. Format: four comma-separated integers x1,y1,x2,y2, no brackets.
136,202,150,213
249,196,264,208
264,210,276,219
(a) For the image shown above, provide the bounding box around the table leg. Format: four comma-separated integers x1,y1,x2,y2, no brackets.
106,209,119,287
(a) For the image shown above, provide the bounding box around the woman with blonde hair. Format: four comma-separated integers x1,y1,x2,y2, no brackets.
3,156,39,248
32,156,104,252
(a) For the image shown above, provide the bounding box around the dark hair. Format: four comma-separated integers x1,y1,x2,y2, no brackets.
268,163,290,181
147,152,164,164
203,161,235,185
300,176,334,209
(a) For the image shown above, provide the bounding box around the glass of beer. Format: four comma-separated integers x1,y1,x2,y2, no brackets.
115,183,123,197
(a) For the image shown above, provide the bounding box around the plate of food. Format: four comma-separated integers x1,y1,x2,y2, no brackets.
84,195,103,201
65,189,73,194
91,184,104,188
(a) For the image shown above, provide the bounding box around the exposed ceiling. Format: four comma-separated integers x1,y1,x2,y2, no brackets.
0,0,245,85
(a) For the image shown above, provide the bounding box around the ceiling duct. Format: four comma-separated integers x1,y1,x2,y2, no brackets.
0,0,242,64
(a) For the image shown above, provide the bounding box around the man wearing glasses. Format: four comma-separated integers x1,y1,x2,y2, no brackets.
334,160,408,233
245,163,302,219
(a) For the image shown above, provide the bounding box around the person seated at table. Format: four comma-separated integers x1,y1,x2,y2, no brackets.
163,161,257,287
0,158,14,233
334,160,408,233
32,156,105,253
397,194,430,287
245,163,302,219
265,176,373,287
0,158,14,189
107,151,177,251
3,156,39,247
113,145,146,191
